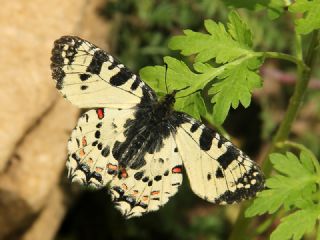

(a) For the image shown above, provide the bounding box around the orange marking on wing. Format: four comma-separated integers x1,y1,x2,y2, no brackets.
96,167,103,172
87,158,93,165
79,149,85,157
132,190,139,195
151,191,160,195
142,196,149,201
82,136,87,146
122,183,128,190
107,163,118,170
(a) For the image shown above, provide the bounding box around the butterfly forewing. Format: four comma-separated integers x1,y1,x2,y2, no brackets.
174,113,264,204
51,36,156,109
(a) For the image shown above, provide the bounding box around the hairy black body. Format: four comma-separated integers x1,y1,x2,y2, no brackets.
112,91,185,170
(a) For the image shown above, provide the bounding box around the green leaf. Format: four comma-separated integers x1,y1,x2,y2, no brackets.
208,58,262,124
224,0,287,19
175,92,206,120
139,65,167,95
246,152,318,217
140,56,218,120
289,0,320,34
169,11,253,63
270,205,320,240
227,11,253,47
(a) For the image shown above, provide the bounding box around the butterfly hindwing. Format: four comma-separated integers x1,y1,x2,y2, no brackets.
67,107,136,188
174,113,264,204
109,134,183,218
51,36,156,109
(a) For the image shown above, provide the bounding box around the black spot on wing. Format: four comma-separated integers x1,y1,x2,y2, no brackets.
142,177,149,183
217,146,240,170
81,85,88,90
52,68,65,90
217,135,228,148
154,175,162,181
90,172,102,183
101,146,110,157
71,153,80,162
77,163,90,180
87,50,109,74
215,167,265,204
215,167,224,178
199,127,214,151
110,68,133,86
134,171,144,180
130,77,141,90
97,143,103,150
51,36,83,68
190,122,201,133
95,130,101,139
80,73,91,81
207,173,212,181
108,60,118,70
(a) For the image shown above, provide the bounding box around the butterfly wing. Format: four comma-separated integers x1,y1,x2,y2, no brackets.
174,113,264,204
67,107,137,188
51,36,156,109
109,134,183,218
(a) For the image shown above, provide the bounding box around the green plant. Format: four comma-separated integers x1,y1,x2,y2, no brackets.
139,1,320,239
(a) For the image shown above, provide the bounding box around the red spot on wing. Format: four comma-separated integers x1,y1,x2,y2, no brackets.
96,108,104,119
172,165,182,174
120,167,128,178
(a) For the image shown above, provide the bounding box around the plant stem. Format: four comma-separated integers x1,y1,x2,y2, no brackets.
263,30,319,175
228,30,319,240
263,51,308,69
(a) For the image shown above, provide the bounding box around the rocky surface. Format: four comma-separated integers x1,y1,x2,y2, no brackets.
0,0,109,239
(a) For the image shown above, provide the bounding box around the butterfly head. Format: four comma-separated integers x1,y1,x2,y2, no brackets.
162,86,190,107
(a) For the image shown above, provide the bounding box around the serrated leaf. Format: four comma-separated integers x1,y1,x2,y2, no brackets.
193,62,214,73
227,11,253,47
270,206,320,240
246,152,318,217
289,0,320,34
169,11,253,63
209,58,262,124
300,151,316,174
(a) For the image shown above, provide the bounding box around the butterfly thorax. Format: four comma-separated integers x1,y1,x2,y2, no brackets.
153,93,176,121
113,93,181,170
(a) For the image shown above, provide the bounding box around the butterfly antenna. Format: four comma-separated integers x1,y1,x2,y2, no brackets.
164,63,169,94
176,89,201,99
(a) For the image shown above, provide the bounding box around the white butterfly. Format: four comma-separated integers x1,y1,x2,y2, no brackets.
51,36,264,218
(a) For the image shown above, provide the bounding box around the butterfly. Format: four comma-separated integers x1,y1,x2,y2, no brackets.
51,36,265,219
